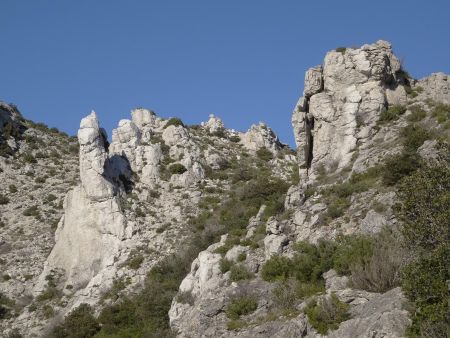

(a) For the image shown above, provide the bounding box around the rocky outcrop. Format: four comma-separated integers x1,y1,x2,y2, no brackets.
202,114,225,134
241,122,283,153
418,72,450,104
292,40,407,183
35,112,127,292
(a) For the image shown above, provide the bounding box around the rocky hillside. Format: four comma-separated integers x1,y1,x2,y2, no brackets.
1,40,449,338
0,103,79,324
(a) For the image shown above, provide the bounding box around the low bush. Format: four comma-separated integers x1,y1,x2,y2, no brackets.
220,258,232,273
168,163,187,175
400,124,430,151
396,163,450,337
126,254,144,270
271,279,298,310
256,147,273,161
23,205,39,217
228,135,241,143
0,292,15,320
407,105,427,122
431,103,450,124
23,152,37,163
321,166,381,219
261,255,293,282
49,304,100,338
349,231,404,292
305,293,350,334
378,105,406,125
229,265,253,282
36,285,61,302
225,296,258,320
8,184,17,193
382,152,421,186
0,194,9,205
335,47,346,53
164,117,184,129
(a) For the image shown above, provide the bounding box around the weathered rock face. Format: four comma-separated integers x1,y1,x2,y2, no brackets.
78,112,116,200
240,122,283,153
35,112,126,291
418,72,450,104
202,114,225,134
292,40,407,183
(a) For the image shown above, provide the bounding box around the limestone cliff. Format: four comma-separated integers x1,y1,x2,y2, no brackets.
1,40,449,338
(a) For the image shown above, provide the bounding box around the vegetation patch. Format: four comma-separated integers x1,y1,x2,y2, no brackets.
397,163,450,337
377,105,406,125
164,117,184,129
225,296,258,320
305,293,350,334
431,103,450,125
49,304,100,338
256,147,273,161
0,194,9,205
168,163,187,175
229,265,253,282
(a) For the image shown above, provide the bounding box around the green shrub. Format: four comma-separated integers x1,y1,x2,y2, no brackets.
305,293,350,334
272,278,300,311
335,47,346,53
229,265,253,282
407,105,427,122
396,163,450,337
0,292,15,320
382,152,421,186
228,135,241,143
321,166,380,218
326,197,350,219
378,105,406,125
225,296,258,320
256,147,273,161
45,194,57,203
36,285,61,302
237,252,247,262
23,152,37,163
8,185,17,193
348,231,404,292
226,319,247,331
220,258,232,273
431,103,450,124
400,124,430,151
164,117,184,129
402,245,449,338
398,164,450,251
42,304,55,319
49,304,100,338
23,205,39,216
0,194,9,205
168,163,187,175
127,254,144,270
333,235,374,275
261,255,293,282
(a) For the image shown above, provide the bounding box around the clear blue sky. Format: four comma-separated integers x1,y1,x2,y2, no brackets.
1,1,450,146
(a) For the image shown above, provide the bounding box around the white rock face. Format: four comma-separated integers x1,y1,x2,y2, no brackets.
162,125,190,147
241,122,283,153
292,40,405,182
78,112,115,200
202,114,225,134
178,242,226,297
35,112,126,292
418,72,450,104
131,108,158,128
